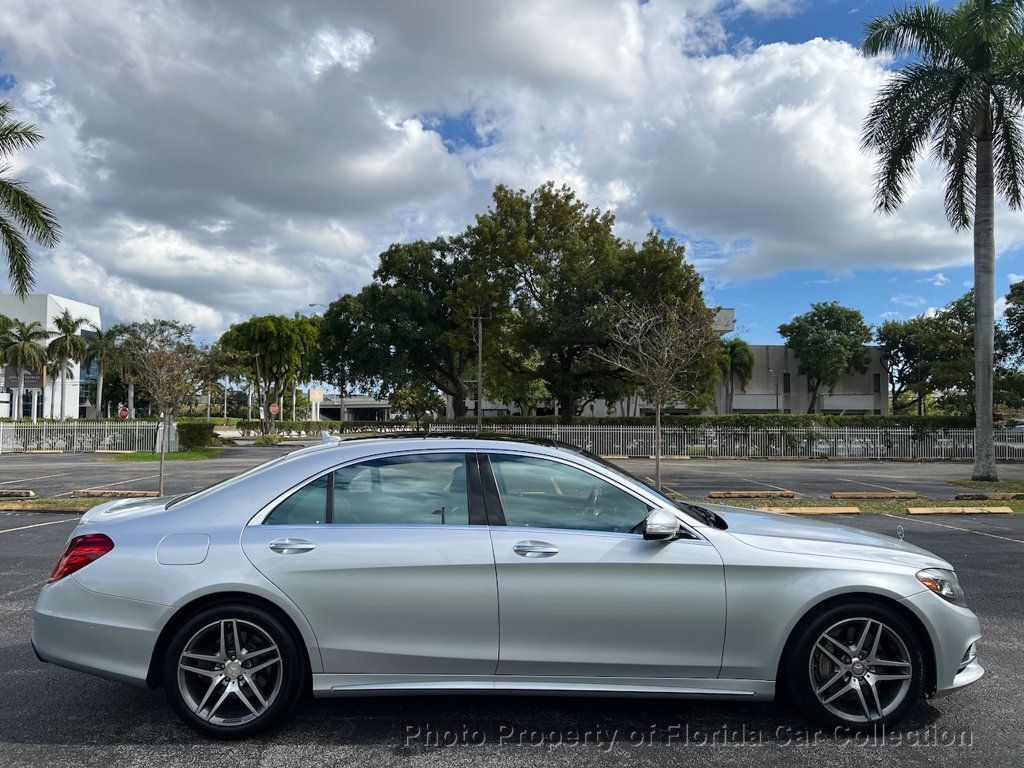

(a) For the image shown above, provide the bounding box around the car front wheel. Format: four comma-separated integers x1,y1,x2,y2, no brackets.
163,602,305,738
788,601,925,730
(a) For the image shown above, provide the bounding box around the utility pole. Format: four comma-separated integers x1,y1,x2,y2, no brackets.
469,303,497,431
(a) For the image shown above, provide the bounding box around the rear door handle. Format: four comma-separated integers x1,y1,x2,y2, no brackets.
513,540,559,558
269,537,316,554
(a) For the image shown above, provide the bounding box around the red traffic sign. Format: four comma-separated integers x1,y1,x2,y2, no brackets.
269,403,280,416
118,406,129,420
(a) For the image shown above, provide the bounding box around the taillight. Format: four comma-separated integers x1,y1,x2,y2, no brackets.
48,534,114,583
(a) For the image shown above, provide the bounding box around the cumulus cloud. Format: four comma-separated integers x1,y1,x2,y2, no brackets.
925,273,950,286
2,0,1021,336
891,294,927,308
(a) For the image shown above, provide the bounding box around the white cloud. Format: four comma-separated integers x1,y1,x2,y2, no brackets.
891,294,927,308
924,272,950,286
1009,273,1024,284
3,0,1023,337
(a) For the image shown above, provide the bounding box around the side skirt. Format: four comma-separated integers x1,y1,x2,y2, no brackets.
312,674,775,701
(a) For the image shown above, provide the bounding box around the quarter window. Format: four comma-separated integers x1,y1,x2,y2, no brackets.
264,475,329,526
487,454,650,534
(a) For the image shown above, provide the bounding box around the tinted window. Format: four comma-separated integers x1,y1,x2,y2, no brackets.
332,453,469,525
488,454,649,533
264,475,329,525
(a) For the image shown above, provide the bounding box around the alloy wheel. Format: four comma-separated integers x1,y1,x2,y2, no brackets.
176,618,283,726
808,617,913,724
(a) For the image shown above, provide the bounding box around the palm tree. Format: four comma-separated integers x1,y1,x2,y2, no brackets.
47,309,88,420
861,0,1024,481
718,338,755,414
0,101,61,297
3,320,48,421
110,324,139,418
83,326,118,420
43,358,74,419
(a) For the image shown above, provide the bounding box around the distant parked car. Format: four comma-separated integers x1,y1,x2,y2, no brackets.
34,437,982,738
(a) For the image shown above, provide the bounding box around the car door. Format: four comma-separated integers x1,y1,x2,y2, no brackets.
241,451,498,675
483,452,726,679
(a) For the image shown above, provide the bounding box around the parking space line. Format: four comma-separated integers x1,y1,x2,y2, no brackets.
0,472,72,486
885,514,1024,544
740,477,799,497
838,478,907,494
0,518,76,534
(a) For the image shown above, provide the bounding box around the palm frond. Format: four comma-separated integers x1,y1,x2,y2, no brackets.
862,4,958,63
992,90,1024,209
0,176,61,247
0,214,34,297
863,65,965,213
0,120,44,157
938,112,977,230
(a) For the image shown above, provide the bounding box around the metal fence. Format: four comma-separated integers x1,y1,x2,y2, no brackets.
429,424,1024,461
0,421,162,454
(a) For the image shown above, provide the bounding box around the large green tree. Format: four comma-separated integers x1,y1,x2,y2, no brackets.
0,102,60,297
219,314,319,433
877,316,945,414
471,184,710,423
778,303,873,414
862,0,1024,479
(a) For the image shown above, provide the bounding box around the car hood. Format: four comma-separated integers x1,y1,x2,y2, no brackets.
705,505,952,569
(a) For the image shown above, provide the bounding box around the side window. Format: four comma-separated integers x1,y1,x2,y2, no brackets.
488,454,650,534
332,453,470,526
264,475,329,525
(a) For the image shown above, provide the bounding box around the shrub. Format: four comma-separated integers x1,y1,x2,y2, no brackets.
177,421,217,450
253,434,284,446
435,414,976,429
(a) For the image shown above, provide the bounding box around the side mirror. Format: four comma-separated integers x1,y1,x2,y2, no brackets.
642,508,681,541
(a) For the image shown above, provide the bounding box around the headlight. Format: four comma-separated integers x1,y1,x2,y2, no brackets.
916,568,966,605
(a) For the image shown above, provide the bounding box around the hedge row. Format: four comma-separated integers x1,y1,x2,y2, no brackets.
177,422,217,450
433,414,978,429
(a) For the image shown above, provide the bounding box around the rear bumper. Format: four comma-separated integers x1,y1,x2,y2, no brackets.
32,575,170,687
900,591,983,697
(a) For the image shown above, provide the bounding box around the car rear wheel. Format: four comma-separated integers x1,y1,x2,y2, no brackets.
163,603,305,738
788,601,925,730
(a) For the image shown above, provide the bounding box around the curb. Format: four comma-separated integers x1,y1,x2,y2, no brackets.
0,503,90,514
953,492,1024,501
907,506,1013,515
0,489,35,498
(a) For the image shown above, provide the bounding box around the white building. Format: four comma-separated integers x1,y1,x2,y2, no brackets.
0,293,102,420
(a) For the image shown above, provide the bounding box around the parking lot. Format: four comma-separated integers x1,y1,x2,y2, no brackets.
1,446,1021,500
1,448,1022,766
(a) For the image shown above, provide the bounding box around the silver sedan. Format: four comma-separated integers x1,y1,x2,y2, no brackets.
32,437,983,738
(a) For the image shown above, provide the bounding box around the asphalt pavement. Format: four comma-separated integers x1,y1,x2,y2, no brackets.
0,447,1020,499
0,504,1022,767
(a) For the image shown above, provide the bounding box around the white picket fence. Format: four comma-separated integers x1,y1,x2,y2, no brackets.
429,424,1024,460
0,421,163,454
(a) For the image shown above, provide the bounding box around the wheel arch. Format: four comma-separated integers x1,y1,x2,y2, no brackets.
775,591,937,699
146,590,317,689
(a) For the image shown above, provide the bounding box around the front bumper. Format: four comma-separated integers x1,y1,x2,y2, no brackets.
900,590,984,697
32,574,170,687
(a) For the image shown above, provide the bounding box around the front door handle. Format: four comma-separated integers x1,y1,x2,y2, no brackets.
513,540,559,558
269,537,316,554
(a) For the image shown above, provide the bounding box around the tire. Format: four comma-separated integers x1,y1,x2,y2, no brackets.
163,602,306,739
787,600,925,731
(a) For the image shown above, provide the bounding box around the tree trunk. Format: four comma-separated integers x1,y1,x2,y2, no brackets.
127,381,135,418
806,381,820,414
95,365,104,421
558,393,574,425
727,375,735,414
59,356,67,420
972,126,998,481
654,400,662,490
451,388,468,419
158,412,169,495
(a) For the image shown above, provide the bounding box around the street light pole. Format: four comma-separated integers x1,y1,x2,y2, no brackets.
469,303,497,431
